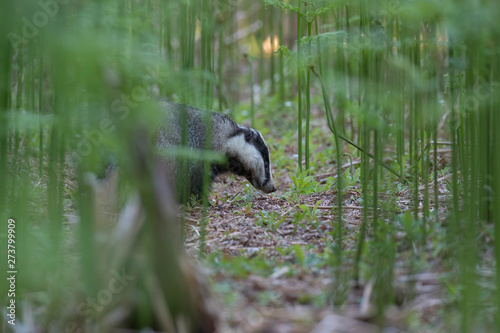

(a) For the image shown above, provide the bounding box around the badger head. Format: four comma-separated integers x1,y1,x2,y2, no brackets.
224,126,277,193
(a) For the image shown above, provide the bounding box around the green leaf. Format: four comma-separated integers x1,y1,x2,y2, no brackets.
275,45,292,57
293,244,305,265
300,31,347,45
157,146,227,163
264,0,300,13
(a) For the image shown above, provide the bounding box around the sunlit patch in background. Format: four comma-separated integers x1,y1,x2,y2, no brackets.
262,35,279,55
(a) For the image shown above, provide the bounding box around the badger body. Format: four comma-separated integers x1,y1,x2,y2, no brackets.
157,99,276,200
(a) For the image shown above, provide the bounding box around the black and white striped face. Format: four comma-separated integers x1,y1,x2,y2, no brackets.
224,127,276,193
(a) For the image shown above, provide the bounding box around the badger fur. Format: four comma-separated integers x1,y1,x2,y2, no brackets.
157,99,276,200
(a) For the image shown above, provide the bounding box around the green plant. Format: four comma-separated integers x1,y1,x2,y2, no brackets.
254,210,285,230
289,170,319,195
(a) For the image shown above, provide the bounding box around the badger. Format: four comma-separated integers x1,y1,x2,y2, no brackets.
156,99,276,201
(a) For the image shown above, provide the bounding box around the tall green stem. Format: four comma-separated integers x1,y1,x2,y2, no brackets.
305,21,312,171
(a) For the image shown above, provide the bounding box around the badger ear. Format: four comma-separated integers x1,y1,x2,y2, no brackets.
244,128,254,142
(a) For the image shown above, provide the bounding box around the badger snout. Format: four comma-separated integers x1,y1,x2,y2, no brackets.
263,181,277,193
264,185,277,193
254,179,276,193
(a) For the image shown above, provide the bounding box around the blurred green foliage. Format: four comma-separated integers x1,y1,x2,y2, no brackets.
1,0,500,331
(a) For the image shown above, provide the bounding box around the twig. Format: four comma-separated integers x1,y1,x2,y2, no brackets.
303,204,368,211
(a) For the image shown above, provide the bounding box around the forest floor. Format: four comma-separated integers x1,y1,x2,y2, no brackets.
183,109,457,333
46,102,469,333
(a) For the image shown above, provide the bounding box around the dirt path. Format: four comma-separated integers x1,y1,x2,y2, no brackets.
185,157,453,332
